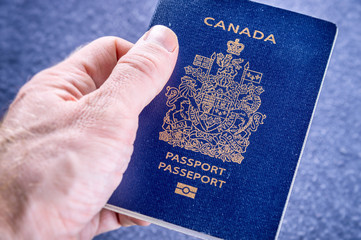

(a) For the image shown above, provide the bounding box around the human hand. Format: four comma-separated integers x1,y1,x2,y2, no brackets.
0,25,178,239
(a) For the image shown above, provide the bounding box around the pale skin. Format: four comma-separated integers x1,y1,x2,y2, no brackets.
0,25,179,240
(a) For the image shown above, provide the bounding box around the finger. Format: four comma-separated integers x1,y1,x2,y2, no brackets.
63,37,133,89
118,214,150,227
28,37,133,100
95,209,150,235
93,25,179,116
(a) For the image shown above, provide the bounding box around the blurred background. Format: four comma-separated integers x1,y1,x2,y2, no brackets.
0,0,360,239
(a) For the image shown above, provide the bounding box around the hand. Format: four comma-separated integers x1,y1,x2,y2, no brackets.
0,25,178,239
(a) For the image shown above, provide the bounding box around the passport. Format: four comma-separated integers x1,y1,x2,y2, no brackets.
106,0,337,239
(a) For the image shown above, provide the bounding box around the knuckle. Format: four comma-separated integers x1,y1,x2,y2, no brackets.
116,46,170,96
119,51,161,83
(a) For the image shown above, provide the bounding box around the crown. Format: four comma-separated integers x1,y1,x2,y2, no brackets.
227,39,244,56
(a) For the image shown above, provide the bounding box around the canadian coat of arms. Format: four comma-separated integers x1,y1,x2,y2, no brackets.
159,39,266,164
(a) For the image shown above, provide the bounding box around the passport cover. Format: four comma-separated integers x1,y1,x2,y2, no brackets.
106,0,337,239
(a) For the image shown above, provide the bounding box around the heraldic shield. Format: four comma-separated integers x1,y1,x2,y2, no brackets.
159,39,266,164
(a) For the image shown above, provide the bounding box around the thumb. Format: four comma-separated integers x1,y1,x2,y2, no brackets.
94,25,179,116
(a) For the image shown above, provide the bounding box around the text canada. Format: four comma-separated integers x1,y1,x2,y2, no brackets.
204,17,276,44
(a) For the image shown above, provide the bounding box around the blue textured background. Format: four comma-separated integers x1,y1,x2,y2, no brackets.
0,0,360,239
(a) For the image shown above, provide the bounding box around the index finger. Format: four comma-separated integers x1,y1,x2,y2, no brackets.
64,37,134,90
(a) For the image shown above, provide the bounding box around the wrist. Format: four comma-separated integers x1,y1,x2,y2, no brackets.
0,125,79,240
0,170,23,240
0,128,30,240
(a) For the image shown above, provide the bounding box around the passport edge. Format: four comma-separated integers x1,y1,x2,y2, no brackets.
105,204,223,240
274,27,338,240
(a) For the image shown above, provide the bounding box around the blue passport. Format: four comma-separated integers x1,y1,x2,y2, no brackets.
107,0,337,239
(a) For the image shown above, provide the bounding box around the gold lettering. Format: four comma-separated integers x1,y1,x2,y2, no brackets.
228,23,239,34
165,152,173,159
201,163,211,171
161,151,228,189
187,158,194,166
180,156,187,164
210,165,218,174
164,164,172,173
173,166,180,174
219,168,226,176
194,160,202,168
214,20,226,31
194,172,201,180
171,154,179,162
239,27,251,37
253,30,264,40
187,170,194,179
203,17,277,45
201,175,210,184
158,162,166,169
210,178,217,187
218,180,226,188
204,17,215,26
180,168,187,177
264,34,276,44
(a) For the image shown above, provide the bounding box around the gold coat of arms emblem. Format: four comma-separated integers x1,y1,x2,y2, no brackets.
159,39,266,164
